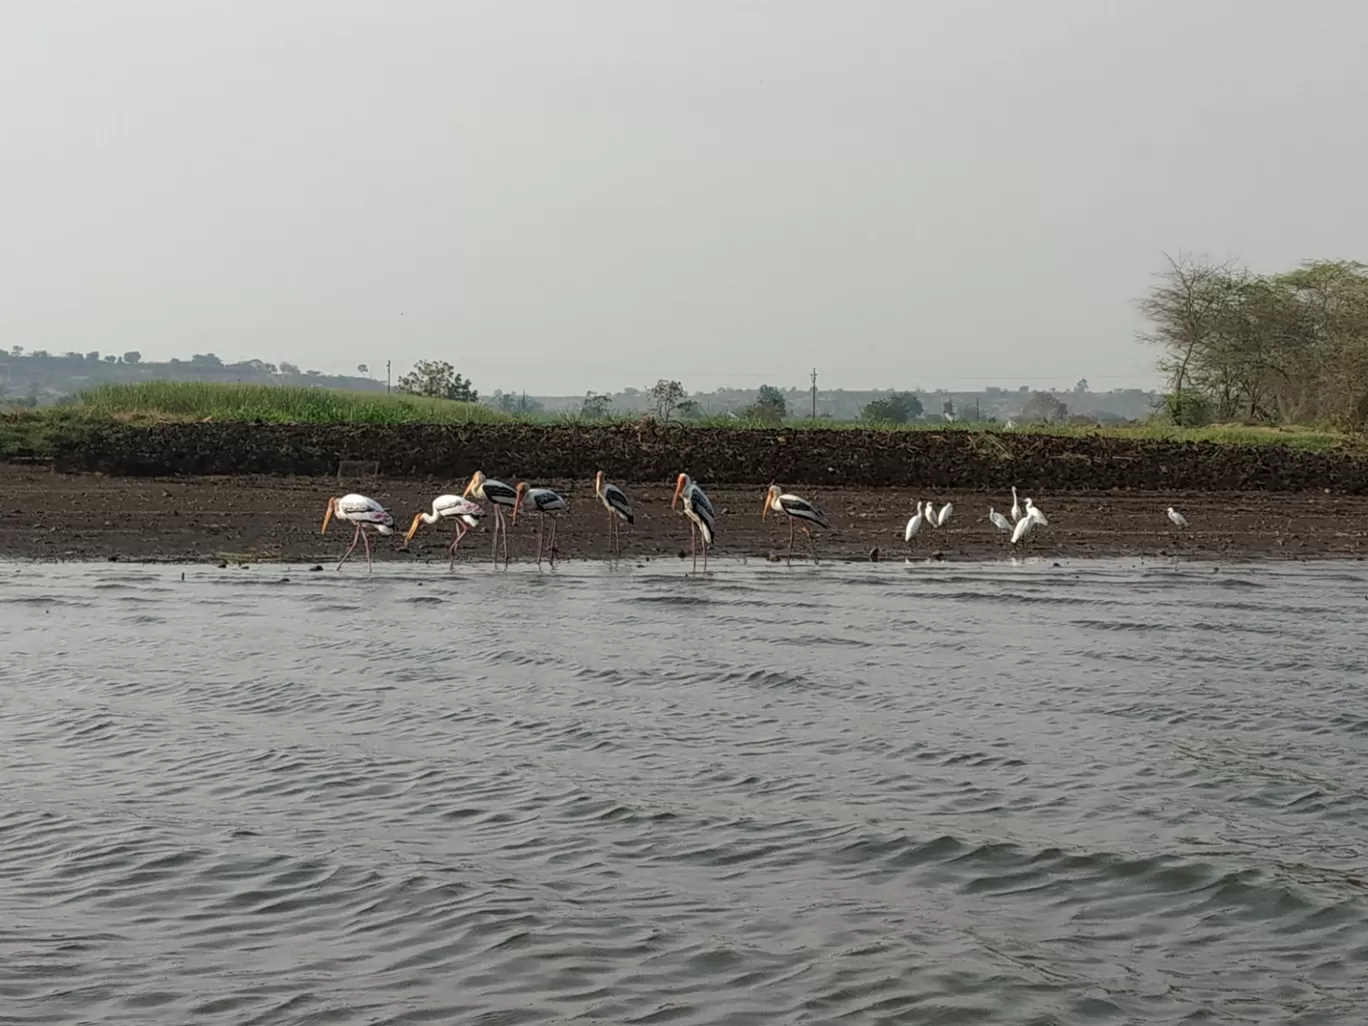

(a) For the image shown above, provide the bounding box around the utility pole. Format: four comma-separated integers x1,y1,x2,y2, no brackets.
386,360,391,394
810,367,818,419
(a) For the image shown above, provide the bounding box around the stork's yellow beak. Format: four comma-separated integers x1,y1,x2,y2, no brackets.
403,513,423,545
671,474,685,510
321,497,335,535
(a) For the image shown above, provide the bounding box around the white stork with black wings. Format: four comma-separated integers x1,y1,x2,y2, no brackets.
671,473,716,572
463,470,518,566
512,483,568,567
320,493,395,573
763,484,829,564
594,470,634,555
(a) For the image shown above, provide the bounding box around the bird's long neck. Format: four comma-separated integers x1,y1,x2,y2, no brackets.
423,510,440,525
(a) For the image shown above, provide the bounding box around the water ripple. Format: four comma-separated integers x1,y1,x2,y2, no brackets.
1,558,1367,1024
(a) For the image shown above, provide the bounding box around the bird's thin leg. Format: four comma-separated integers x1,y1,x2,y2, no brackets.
362,528,373,574
549,517,559,567
690,521,697,572
449,523,465,571
502,509,512,567
534,514,544,567
803,524,817,564
787,517,795,566
702,534,709,573
338,523,361,571
491,508,501,565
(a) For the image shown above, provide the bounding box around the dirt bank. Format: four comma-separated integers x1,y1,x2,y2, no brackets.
3,469,1366,564
14,421,1368,493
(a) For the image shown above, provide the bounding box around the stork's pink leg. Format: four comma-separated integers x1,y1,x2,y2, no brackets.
803,524,818,563
337,522,362,570
690,521,697,572
702,534,709,573
501,508,511,567
549,518,558,567
787,517,795,565
362,528,373,574
449,523,467,571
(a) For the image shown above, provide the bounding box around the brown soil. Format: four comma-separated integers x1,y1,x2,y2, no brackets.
25,421,1368,493
3,468,1367,564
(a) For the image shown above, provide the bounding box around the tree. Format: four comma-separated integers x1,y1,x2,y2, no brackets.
357,364,369,376
739,384,788,424
1021,391,1069,423
191,353,223,367
860,392,923,424
942,398,955,420
581,391,613,418
85,350,100,361
10,346,22,357
647,379,690,422
1074,378,1089,393
103,354,117,363
397,360,478,401
278,362,300,375
122,351,141,365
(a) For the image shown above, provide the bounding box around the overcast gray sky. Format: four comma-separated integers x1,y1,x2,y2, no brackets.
2,2,1365,395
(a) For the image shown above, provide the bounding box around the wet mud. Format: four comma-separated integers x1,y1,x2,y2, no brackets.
3,468,1366,565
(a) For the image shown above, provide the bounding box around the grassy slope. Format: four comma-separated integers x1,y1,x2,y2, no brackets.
0,382,1361,456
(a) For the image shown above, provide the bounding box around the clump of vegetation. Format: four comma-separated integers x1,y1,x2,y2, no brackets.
395,360,479,402
859,392,923,424
1141,255,1368,432
76,381,507,424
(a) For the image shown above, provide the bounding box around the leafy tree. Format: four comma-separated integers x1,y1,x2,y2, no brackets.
191,353,223,367
860,392,923,424
10,346,22,357
278,361,300,375
122,351,141,365
1021,391,1069,423
737,383,788,424
103,354,117,363
647,379,690,422
357,363,369,376
85,350,100,361
1074,378,1089,392
581,391,613,418
398,360,478,401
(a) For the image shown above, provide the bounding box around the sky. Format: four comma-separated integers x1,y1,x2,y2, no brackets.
2,2,1366,396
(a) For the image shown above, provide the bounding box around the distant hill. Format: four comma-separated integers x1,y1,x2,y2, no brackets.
0,349,384,406
0,349,1159,423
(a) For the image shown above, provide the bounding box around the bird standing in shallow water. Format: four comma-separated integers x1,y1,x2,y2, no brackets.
671,473,716,572
513,483,568,567
1167,506,1189,529
1025,498,1049,527
403,494,485,570
762,484,829,564
462,471,518,566
989,507,1012,533
904,501,925,552
594,471,634,556
321,493,394,573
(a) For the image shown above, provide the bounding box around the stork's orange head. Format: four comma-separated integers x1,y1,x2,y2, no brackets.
671,473,688,510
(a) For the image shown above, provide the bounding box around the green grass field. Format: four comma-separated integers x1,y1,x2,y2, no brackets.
0,381,1361,457
76,381,508,424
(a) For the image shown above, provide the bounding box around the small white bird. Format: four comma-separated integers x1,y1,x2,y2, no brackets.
1025,498,1049,527
989,507,1012,533
904,501,925,546
403,494,485,570
321,493,395,573
935,502,954,528
1010,486,1022,524
1010,514,1035,546
1167,506,1189,529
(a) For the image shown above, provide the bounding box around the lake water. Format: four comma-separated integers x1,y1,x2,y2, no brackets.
2,558,1367,1025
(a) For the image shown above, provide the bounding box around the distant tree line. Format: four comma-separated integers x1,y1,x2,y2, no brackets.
1142,255,1368,429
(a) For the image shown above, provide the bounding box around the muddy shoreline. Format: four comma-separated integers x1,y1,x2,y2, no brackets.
3,469,1366,565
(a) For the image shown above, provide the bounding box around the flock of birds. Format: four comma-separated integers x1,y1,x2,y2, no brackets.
319,470,1193,573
